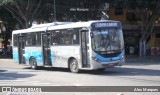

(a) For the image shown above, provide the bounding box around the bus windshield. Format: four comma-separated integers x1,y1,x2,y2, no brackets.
91,28,124,53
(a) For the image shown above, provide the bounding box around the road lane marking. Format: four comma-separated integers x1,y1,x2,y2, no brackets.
0,80,51,85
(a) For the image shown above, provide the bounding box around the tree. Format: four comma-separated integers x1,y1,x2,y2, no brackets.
55,0,109,21
0,0,42,29
0,0,112,28
0,0,115,52
0,7,18,52
36,2,55,23
139,0,160,56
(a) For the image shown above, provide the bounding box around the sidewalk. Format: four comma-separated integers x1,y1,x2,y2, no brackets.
0,54,12,59
0,55,13,62
125,55,160,65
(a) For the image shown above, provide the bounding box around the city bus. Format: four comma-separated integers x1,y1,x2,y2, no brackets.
12,20,125,73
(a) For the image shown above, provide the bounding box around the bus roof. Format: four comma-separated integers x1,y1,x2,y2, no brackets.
12,20,120,34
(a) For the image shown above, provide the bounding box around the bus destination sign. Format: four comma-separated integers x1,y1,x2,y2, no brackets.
91,22,121,29
95,23,118,27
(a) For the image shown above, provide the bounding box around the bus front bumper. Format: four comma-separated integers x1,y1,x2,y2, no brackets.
90,58,125,70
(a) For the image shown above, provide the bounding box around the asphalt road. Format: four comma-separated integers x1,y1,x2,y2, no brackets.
0,59,160,95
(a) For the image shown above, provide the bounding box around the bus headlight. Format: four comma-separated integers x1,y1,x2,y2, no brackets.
121,56,124,60
92,57,101,63
98,60,101,63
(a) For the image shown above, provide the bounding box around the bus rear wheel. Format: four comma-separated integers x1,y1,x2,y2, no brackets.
30,57,38,70
69,59,79,73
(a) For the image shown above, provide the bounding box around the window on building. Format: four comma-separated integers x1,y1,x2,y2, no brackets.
115,0,124,15
115,6,123,15
156,34,160,38
127,12,136,21
126,0,137,21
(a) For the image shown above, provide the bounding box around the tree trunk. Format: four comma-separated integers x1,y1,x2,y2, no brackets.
4,28,10,54
139,39,146,56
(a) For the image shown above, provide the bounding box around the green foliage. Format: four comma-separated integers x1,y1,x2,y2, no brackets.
0,0,13,6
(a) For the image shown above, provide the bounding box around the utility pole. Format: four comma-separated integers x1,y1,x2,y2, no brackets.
54,0,56,21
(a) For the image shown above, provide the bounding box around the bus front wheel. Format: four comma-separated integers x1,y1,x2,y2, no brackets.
30,57,38,70
69,59,79,73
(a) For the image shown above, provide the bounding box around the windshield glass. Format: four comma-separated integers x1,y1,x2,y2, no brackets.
91,28,124,52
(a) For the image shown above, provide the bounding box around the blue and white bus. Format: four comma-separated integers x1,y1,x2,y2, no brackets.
12,20,125,73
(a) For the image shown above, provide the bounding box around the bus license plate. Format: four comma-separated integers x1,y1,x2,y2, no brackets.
108,63,114,67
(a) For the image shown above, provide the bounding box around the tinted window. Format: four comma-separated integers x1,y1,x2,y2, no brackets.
36,32,41,45
26,33,32,46
13,34,18,47
156,34,160,38
51,28,80,45
25,32,41,46
32,33,36,46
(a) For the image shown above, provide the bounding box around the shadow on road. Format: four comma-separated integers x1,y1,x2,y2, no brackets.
23,67,70,72
23,66,160,78
0,69,35,80
125,61,160,66
0,70,7,72
125,55,160,65
80,67,160,77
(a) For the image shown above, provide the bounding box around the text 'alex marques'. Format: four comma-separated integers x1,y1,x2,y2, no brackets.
134,87,159,92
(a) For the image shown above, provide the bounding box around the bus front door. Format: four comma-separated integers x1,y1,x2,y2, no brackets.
18,36,25,64
80,30,89,68
42,33,52,66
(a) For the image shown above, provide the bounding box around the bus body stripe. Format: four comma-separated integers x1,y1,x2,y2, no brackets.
13,52,19,62
95,51,124,62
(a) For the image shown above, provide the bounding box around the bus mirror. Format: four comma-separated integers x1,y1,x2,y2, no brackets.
80,28,88,32
81,30,88,32
90,32,94,38
53,43,58,45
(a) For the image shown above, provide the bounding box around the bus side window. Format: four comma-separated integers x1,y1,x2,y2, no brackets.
32,33,36,46
66,29,73,44
51,29,80,45
60,38,65,44
26,33,32,46
51,30,59,45
13,34,18,47
36,32,41,46
73,28,79,44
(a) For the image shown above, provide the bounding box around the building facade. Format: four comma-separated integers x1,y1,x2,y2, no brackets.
107,1,160,56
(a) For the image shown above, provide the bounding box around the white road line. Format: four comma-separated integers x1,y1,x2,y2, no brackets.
0,80,51,85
